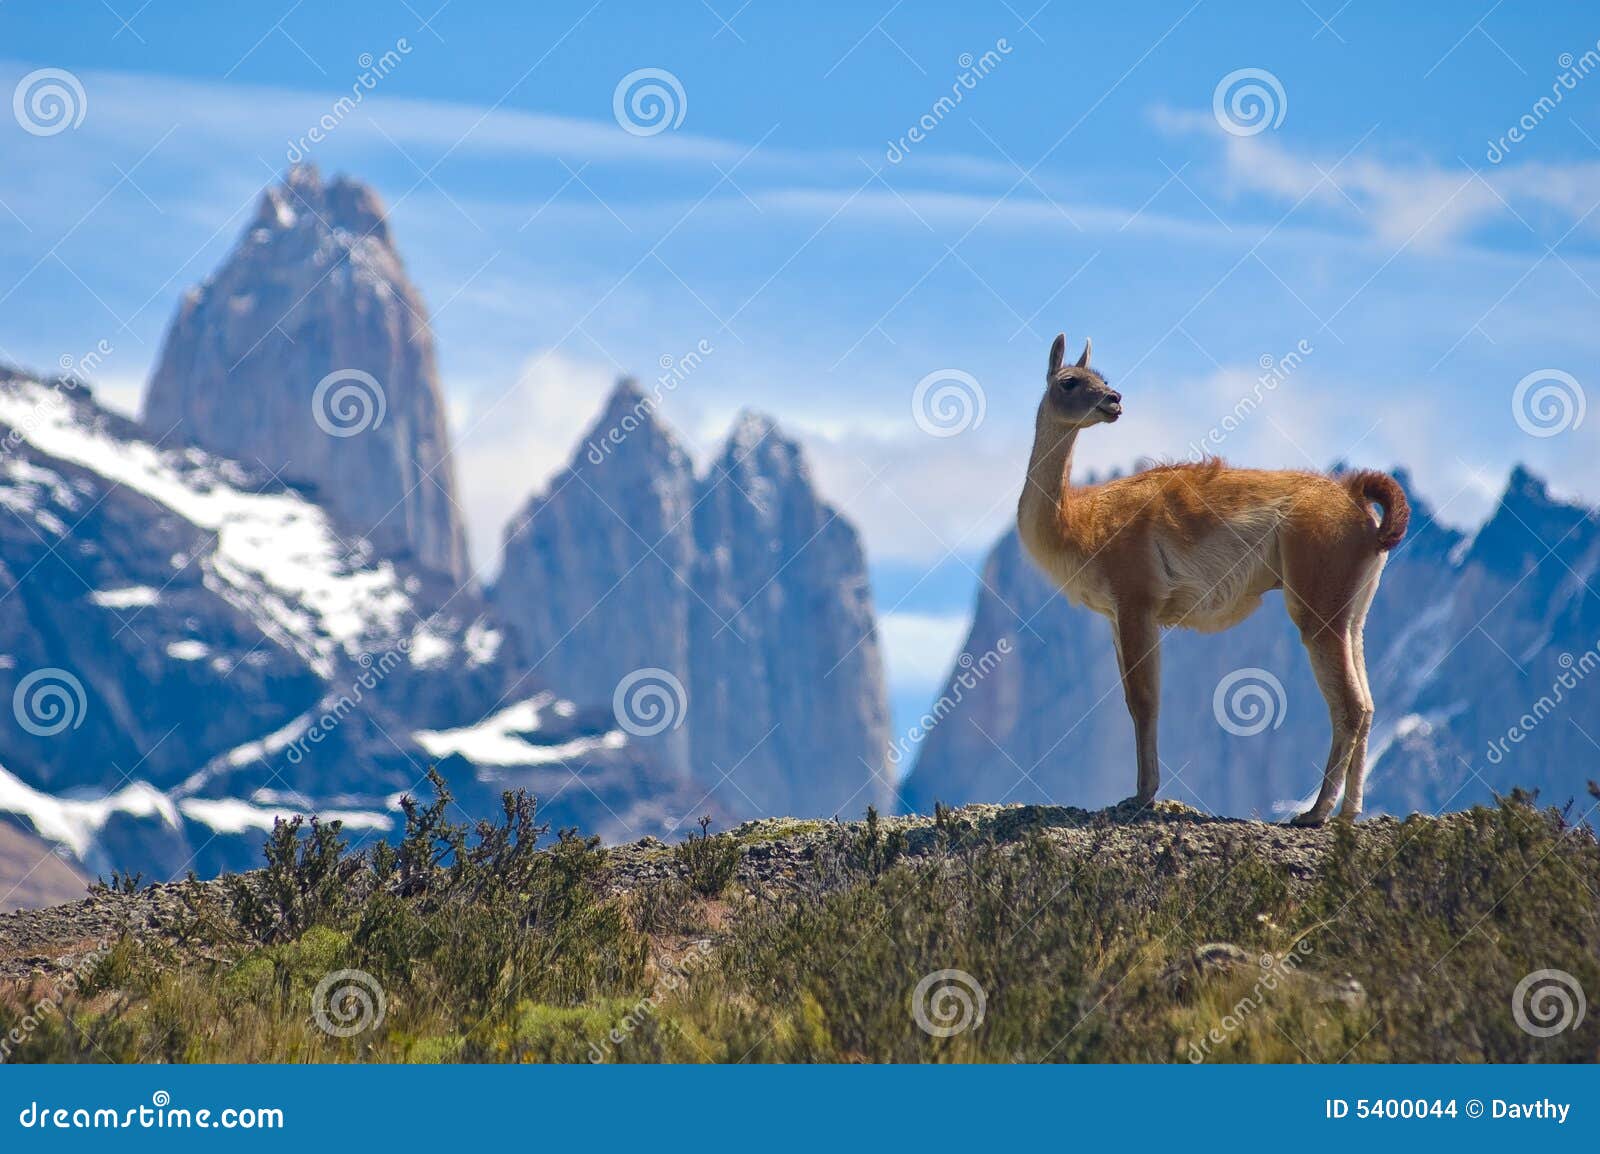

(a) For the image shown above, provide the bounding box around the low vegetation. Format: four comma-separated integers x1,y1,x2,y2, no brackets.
3,779,1597,1063
672,816,741,898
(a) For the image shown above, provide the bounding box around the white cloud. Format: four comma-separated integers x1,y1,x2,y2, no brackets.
451,349,617,577
750,186,1227,244
880,612,971,694
788,353,1499,574
1153,103,1600,251
799,425,1022,564
790,364,1329,567
36,63,741,171
0,61,1584,589
86,373,144,419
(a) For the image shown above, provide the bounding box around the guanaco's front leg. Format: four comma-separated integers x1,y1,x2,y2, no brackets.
1111,608,1162,805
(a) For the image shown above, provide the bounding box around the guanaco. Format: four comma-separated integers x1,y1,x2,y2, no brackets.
1016,334,1408,825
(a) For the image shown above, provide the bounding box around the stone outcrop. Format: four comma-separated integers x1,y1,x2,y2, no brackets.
143,165,469,582
495,381,891,822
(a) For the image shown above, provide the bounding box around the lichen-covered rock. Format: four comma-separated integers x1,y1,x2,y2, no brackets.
0,801,1409,983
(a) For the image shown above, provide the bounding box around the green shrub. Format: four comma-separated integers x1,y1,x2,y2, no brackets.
6,793,1596,1064
630,878,704,936
674,817,741,898
223,815,354,944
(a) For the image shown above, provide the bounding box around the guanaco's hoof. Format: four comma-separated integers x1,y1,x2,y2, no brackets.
1287,809,1328,828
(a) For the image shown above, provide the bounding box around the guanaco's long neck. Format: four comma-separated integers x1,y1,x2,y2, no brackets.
1018,401,1080,551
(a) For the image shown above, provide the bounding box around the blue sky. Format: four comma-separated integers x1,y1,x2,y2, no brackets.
4,1,1600,748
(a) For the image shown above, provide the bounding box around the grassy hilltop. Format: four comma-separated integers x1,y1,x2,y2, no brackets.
3,773,1598,1063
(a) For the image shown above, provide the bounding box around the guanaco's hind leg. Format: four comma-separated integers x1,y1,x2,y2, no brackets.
1289,617,1370,827
1112,609,1162,805
1338,570,1382,818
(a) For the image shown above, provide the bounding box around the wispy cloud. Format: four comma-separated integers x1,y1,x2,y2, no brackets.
1153,104,1600,251
4,59,1597,590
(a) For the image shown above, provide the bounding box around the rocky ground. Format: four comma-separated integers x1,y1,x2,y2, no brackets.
0,800,1398,987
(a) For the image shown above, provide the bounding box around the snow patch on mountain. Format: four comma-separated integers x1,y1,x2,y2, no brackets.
177,796,393,837
91,586,160,608
0,762,178,858
415,694,626,767
0,378,412,676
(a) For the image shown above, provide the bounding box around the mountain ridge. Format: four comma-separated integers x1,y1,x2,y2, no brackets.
0,361,700,882
493,376,893,824
5,162,1594,906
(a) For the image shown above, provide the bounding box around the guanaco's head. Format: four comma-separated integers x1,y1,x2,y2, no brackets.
1042,333,1121,428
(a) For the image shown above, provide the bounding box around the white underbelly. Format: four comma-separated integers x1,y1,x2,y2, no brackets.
1020,507,1286,629
1157,537,1282,630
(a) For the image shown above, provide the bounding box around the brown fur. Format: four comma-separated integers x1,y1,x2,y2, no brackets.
1017,334,1408,825
1342,469,1410,550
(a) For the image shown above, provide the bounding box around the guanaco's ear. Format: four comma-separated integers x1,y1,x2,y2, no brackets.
1048,333,1066,379
1076,337,1092,369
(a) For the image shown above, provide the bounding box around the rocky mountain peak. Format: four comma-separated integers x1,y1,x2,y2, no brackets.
249,164,390,244
143,168,469,582
493,379,698,773
716,410,802,474
1466,464,1594,578
585,378,693,475
601,374,649,413
493,386,890,822
702,410,810,528
723,408,780,449
1503,462,1553,507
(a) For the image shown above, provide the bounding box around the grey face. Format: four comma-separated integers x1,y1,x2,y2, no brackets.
1044,333,1121,426
1048,367,1122,425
